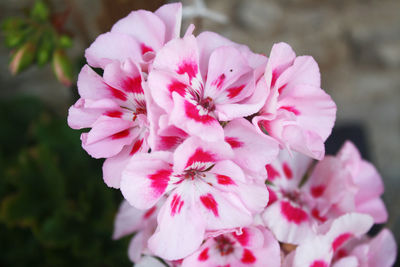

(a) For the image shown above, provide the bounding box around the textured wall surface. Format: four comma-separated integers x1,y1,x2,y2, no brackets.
1,0,399,255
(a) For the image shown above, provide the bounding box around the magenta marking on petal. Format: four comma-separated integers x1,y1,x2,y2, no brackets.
123,76,143,94
311,185,325,198
212,73,226,89
148,169,171,196
224,137,243,149
267,187,278,207
143,206,157,219
282,162,293,179
280,106,300,116
140,43,154,55
200,193,219,217
159,135,182,150
241,249,256,264
332,233,353,252
177,60,198,81
233,228,249,246
185,148,215,169
168,80,187,97
311,208,327,222
104,110,123,118
336,249,348,259
170,194,184,216
310,260,328,267
271,69,279,88
216,174,236,185
111,129,130,139
129,139,144,155
184,100,215,124
266,164,280,181
227,85,245,99
278,83,287,94
109,86,128,101
280,201,308,224
198,247,209,261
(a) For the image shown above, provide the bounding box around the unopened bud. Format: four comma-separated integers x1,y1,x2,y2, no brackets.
52,49,73,87
9,42,35,75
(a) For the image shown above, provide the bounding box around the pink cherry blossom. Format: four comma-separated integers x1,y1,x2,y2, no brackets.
182,226,281,267
148,34,268,142
253,42,337,160
120,136,269,260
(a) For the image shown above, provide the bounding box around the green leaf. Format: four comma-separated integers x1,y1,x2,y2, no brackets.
30,0,50,22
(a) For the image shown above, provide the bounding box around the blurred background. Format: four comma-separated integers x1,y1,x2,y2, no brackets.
1,0,399,266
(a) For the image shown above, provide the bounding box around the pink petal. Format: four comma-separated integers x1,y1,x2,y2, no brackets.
85,32,141,68
172,136,233,173
148,69,190,111
111,9,166,52
169,93,224,142
68,98,120,130
155,3,182,42
80,116,136,158
148,183,205,260
204,46,252,100
224,118,279,178
103,138,147,188
152,35,201,89
195,181,253,231
265,42,296,89
76,64,112,100
366,229,397,267
262,199,314,244
120,152,173,209
113,200,145,239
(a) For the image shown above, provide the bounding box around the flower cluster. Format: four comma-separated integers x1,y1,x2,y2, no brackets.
68,3,396,267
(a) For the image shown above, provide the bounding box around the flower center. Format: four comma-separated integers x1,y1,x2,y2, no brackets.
199,97,215,112
214,236,235,256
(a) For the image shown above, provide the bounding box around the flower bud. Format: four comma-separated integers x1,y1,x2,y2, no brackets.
52,49,73,86
9,42,36,75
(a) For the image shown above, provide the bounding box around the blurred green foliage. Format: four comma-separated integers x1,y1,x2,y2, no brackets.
2,0,74,85
0,97,130,266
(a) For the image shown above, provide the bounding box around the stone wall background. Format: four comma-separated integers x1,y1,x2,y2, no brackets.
1,0,399,258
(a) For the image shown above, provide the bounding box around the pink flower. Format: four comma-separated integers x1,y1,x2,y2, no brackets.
262,141,387,245
253,42,337,160
68,3,183,188
148,34,268,142
331,228,397,267
68,60,150,188
282,213,375,267
113,200,162,263
181,227,281,267
85,3,182,69
120,136,269,260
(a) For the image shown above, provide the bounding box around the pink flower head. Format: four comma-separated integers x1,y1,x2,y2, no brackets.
113,200,163,263
85,3,182,69
120,136,269,260
182,227,281,267
148,34,268,142
262,141,388,245
253,42,337,160
283,213,374,267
